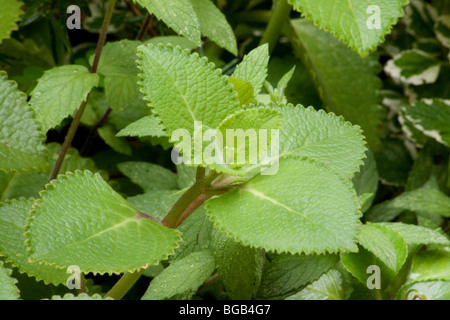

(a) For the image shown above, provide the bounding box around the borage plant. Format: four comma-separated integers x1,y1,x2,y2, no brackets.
0,0,449,301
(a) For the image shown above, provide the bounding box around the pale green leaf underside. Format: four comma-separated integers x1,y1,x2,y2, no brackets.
0,261,20,300
116,114,165,138
29,65,99,131
0,199,68,285
276,104,366,179
26,171,181,274
206,157,361,254
289,19,384,150
190,0,237,55
118,161,178,192
142,251,215,300
232,44,269,95
356,224,407,273
288,0,409,56
137,44,240,137
135,0,201,45
0,0,23,44
0,71,48,173
398,281,450,300
285,269,346,300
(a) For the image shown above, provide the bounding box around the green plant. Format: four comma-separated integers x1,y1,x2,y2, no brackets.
0,0,449,301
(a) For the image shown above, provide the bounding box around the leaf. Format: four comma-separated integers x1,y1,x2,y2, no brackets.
26,171,181,274
137,44,239,138
142,251,216,300
29,65,99,131
127,190,181,221
285,269,347,300
211,230,264,299
205,156,361,255
0,261,20,300
116,114,165,138
384,50,441,85
352,149,379,212
94,40,144,113
409,250,450,282
404,99,450,147
257,253,339,299
0,71,49,173
377,222,450,248
97,125,132,156
171,206,213,261
135,0,201,45
366,180,450,222
205,106,282,175
277,104,367,179
232,44,269,96
190,0,237,55
288,19,384,150
228,77,255,107
288,0,409,56
341,224,408,290
435,15,450,48
356,224,408,274
0,199,68,285
0,0,23,45
397,281,450,300
118,162,178,192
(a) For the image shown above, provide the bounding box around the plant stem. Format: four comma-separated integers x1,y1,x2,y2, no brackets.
49,0,116,181
104,269,144,300
259,0,292,53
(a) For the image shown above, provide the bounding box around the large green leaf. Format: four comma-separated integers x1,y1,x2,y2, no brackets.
116,114,165,138
288,19,384,150
135,0,201,45
137,44,240,137
409,250,450,282
257,253,339,299
211,230,264,299
353,149,379,212
190,0,237,55
0,199,68,285
26,171,181,274
29,65,99,131
0,71,48,173
288,0,409,56
276,104,366,179
142,251,216,300
0,0,23,45
397,281,450,300
127,190,181,221
206,156,361,254
0,261,19,300
232,44,269,96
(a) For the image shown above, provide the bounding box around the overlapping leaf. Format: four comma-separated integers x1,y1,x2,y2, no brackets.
289,19,384,150
26,171,181,274
288,0,409,56
0,71,48,173
29,65,99,131
0,261,19,300
0,0,23,44
206,156,361,254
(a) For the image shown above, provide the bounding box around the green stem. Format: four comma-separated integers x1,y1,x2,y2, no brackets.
259,0,292,53
49,0,116,181
105,270,144,300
